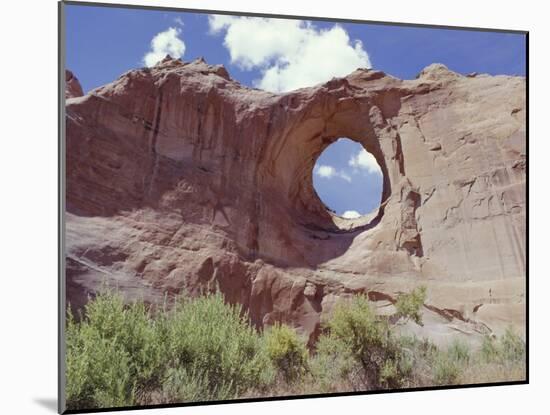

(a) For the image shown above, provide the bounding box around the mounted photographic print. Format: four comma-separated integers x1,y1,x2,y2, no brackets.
59,1,528,413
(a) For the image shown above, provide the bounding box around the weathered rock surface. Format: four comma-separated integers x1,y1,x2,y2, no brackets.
65,56,526,346
65,70,83,99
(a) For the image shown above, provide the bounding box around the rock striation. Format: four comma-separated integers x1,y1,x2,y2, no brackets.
65,56,526,346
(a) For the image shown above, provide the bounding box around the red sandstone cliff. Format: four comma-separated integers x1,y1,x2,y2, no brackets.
65,56,526,346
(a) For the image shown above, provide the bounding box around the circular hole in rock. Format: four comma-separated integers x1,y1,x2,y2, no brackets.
312,137,383,224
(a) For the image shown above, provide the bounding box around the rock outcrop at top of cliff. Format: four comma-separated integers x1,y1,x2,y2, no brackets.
65,56,526,346
65,70,83,99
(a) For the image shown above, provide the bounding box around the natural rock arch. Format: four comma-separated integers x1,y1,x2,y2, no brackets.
65,58,526,345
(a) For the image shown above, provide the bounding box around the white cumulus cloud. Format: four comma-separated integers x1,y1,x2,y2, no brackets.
143,27,186,67
315,165,352,182
348,149,382,175
342,210,361,219
208,15,371,92
316,165,337,178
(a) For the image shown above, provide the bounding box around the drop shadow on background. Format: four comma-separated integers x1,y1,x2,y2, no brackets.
34,398,57,413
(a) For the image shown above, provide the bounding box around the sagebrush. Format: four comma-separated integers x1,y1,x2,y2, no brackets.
66,287,525,409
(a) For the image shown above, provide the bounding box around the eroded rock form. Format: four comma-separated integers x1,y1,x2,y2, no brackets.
65,56,526,346
65,70,83,99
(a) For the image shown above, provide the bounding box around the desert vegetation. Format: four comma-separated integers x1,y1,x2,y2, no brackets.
65,287,526,410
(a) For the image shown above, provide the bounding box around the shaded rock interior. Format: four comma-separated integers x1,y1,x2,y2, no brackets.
65,57,526,347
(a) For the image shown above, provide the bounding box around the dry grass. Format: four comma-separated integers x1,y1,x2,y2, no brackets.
458,362,526,385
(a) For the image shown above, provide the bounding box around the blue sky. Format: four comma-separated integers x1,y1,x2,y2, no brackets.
313,139,383,218
65,4,526,217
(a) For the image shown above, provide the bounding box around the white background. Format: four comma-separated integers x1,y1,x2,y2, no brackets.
0,0,545,413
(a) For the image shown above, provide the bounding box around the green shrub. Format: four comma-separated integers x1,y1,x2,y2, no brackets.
480,335,500,363
66,287,525,407
309,334,357,392
433,353,460,385
165,292,272,401
162,367,235,403
316,295,408,389
500,327,526,363
394,286,427,325
447,339,470,364
66,293,140,409
67,290,272,407
395,335,438,387
480,328,525,365
399,335,438,358
379,359,401,387
264,324,309,383
432,339,469,385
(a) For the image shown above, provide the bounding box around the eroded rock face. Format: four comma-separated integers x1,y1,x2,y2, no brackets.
65,57,526,345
